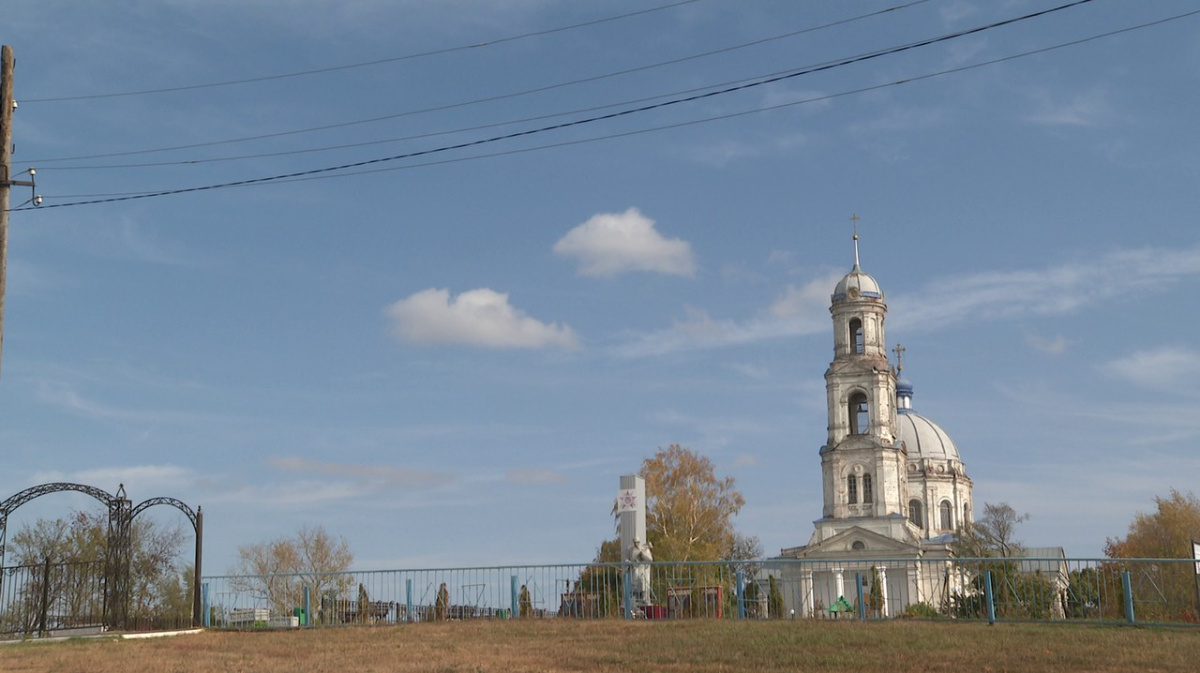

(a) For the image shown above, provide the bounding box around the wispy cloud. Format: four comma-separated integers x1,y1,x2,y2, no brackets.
1100,346,1200,392
554,208,696,278
384,288,579,349
505,468,569,485
613,245,1200,358
892,245,1200,331
611,272,839,358
33,379,220,426
32,465,192,492
1023,329,1074,355
1025,87,1117,128
269,456,455,489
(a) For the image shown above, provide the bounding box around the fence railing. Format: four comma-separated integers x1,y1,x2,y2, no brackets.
0,558,195,640
5,556,1195,637
199,557,1200,629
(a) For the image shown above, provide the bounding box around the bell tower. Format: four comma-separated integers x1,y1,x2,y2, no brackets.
812,220,911,543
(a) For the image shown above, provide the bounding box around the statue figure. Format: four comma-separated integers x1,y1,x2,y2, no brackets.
629,537,654,606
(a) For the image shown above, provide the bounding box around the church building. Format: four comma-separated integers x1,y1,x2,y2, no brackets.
776,233,974,616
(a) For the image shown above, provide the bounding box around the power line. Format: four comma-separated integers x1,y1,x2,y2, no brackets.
20,0,707,103
29,0,933,165
29,5,1197,208
14,0,1113,211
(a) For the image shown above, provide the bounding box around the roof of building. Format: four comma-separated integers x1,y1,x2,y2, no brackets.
897,380,961,462
832,263,884,302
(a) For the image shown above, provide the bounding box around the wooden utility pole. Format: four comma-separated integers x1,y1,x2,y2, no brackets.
0,45,16,378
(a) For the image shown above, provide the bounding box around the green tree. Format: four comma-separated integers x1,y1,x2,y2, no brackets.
767,575,785,619
230,525,354,621
866,566,884,617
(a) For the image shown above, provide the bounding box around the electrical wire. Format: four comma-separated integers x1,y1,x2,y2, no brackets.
19,0,708,103
29,0,934,166
13,0,1107,209
23,0,1192,212
46,6,1198,201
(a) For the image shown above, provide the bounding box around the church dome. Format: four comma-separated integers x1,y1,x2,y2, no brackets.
896,381,961,461
832,264,883,302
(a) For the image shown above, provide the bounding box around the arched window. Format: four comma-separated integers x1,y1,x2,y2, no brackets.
939,501,953,530
847,474,858,504
849,318,864,354
908,499,923,529
848,392,869,435
862,473,873,504
851,541,866,551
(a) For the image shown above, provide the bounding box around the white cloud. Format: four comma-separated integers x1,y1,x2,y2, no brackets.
1100,347,1200,392
384,288,579,349
553,208,696,278
769,275,839,320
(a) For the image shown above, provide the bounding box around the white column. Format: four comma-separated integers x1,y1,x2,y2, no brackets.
799,570,814,618
834,568,845,600
878,567,889,617
907,561,922,607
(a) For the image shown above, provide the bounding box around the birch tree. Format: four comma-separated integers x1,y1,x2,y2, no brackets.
640,444,752,562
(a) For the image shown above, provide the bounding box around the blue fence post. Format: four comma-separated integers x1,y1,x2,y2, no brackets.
736,569,746,620
202,583,210,627
405,578,413,624
856,572,865,620
623,566,633,619
511,575,519,618
304,584,311,628
984,570,996,624
1121,570,1135,625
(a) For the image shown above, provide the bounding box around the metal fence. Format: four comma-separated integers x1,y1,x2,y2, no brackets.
0,558,195,640
200,557,1200,629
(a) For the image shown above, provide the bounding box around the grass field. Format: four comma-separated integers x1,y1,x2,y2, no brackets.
3,620,1199,673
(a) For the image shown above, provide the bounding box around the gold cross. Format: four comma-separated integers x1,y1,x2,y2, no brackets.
892,344,906,372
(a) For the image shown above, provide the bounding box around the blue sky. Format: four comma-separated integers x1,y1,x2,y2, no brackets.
2,0,1199,572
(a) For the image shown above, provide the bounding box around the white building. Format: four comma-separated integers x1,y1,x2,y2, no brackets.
777,237,974,617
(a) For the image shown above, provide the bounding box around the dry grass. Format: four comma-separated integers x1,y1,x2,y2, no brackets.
2,620,1199,673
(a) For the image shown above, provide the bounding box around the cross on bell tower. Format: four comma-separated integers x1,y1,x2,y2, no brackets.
813,218,911,542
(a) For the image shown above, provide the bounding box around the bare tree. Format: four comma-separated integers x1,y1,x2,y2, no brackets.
4,510,185,632
231,526,353,619
953,502,1029,558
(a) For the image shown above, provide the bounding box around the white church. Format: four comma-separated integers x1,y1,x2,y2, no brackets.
775,233,976,616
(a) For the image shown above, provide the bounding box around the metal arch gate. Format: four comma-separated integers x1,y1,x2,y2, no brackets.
0,482,203,629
